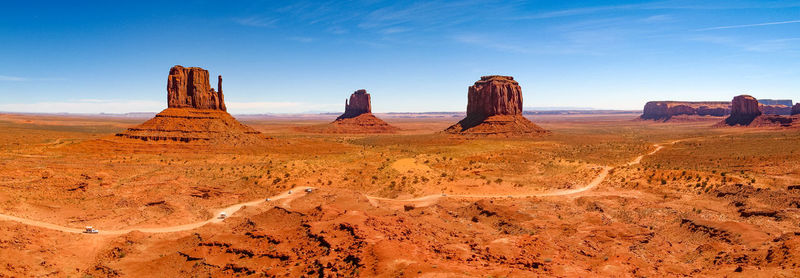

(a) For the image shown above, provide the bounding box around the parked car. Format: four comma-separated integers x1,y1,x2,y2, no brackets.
83,226,98,234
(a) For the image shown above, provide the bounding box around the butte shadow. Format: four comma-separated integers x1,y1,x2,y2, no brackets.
444,75,548,137
114,65,268,145
299,89,398,134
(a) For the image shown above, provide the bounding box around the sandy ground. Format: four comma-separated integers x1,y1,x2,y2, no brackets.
0,113,798,277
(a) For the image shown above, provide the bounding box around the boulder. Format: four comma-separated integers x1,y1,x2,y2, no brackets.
167,65,226,111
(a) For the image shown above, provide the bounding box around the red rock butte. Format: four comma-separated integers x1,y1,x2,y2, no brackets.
715,95,800,128
445,75,548,136
303,89,397,134
115,65,266,144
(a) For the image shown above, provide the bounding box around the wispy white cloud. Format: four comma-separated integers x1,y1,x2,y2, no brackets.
0,100,163,114
0,75,28,81
233,16,278,27
696,19,800,31
0,75,66,81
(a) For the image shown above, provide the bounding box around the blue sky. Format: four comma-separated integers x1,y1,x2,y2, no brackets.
1,0,799,114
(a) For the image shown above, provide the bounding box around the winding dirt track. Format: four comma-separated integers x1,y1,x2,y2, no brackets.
0,139,683,235
367,139,683,205
0,187,310,235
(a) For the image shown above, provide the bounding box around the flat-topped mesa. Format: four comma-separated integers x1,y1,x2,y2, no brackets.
445,75,547,136
724,95,762,125
467,75,523,117
167,65,226,111
793,103,800,115
338,89,372,119
640,101,730,120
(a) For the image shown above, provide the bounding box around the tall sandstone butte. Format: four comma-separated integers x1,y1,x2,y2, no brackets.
467,75,523,117
793,103,800,115
721,95,762,126
167,65,226,111
116,65,265,144
305,89,397,133
338,89,372,119
445,75,547,136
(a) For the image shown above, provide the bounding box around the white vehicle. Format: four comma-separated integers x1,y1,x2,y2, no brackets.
288,190,292,194
84,226,98,234
305,188,313,193
265,198,271,202
219,212,227,219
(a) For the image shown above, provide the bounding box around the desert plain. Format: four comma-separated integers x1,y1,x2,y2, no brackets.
0,112,798,277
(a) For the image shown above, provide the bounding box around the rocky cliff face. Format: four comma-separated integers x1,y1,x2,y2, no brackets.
467,76,523,117
724,95,762,126
167,65,226,111
641,101,730,120
339,89,372,119
793,103,800,115
760,104,792,115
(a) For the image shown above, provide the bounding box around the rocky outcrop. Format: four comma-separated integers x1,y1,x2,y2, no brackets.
167,65,226,111
116,65,266,145
467,76,523,117
445,76,547,136
723,95,762,126
338,89,372,119
640,101,730,120
793,103,800,115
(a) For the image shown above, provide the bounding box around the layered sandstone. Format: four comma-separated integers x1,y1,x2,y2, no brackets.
640,101,730,121
116,65,266,144
793,103,800,115
445,76,547,136
302,89,397,134
167,65,226,111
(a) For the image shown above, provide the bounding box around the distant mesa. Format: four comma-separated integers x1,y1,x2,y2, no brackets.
301,89,398,134
715,95,800,128
759,99,793,107
115,65,267,144
640,101,730,121
793,103,800,116
641,98,794,121
444,75,548,136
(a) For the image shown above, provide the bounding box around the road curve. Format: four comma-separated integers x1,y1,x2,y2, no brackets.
0,187,310,235
0,139,683,235
366,139,681,204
